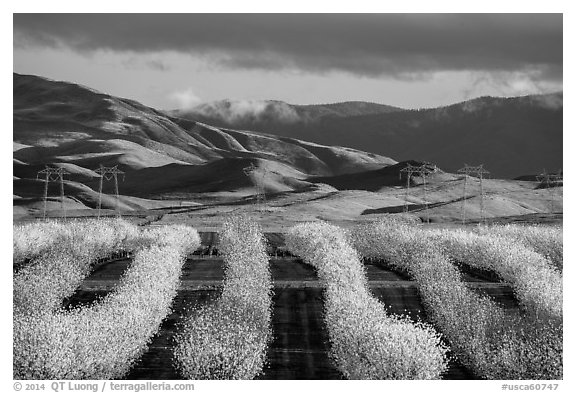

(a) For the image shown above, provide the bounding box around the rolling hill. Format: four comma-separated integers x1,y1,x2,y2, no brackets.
13,73,562,223
174,94,563,179
13,73,397,213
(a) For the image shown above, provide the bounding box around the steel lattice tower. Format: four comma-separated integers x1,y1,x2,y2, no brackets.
399,163,437,222
536,169,563,213
95,165,125,218
36,166,69,220
399,164,418,213
415,164,437,223
457,164,490,225
243,163,268,209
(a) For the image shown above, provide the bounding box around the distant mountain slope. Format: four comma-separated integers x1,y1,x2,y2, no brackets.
175,94,563,178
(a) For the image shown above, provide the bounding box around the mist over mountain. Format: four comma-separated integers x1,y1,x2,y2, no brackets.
174,94,563,178
173,99,404,125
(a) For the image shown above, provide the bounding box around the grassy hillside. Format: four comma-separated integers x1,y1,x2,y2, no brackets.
13,73,397,214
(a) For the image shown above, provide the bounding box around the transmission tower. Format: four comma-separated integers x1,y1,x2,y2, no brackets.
243,163,267,209
536,169,563,213
95,165,125,218
399,163,437,222
415,164,437,223
37,166,69,220
457,164,490,225
399,164,418,213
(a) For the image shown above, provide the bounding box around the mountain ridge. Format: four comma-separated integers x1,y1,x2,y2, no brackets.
172,98,404,125
173,92,562,178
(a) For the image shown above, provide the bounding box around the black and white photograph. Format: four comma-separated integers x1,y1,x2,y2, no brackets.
8,6,569,390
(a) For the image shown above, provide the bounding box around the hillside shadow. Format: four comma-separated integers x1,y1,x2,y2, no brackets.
361,195,474,215
307,160,441,191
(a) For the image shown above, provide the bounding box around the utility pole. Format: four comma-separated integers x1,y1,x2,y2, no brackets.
243,163,267,209
95,165,125,218
457,164,490,225
37,166,69,220
536,169,563,213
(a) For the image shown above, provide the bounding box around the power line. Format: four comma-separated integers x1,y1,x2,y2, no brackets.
36,166,69,220
457,164,490,225
95,165,125,218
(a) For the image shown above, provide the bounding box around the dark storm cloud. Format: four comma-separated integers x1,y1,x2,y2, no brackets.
13,14,562,78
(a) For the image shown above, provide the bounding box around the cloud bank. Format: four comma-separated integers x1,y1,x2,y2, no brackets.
191,99,300,123
169,88,202,110
14,14,562,80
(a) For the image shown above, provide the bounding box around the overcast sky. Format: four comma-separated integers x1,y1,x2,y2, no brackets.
13,13,562,110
